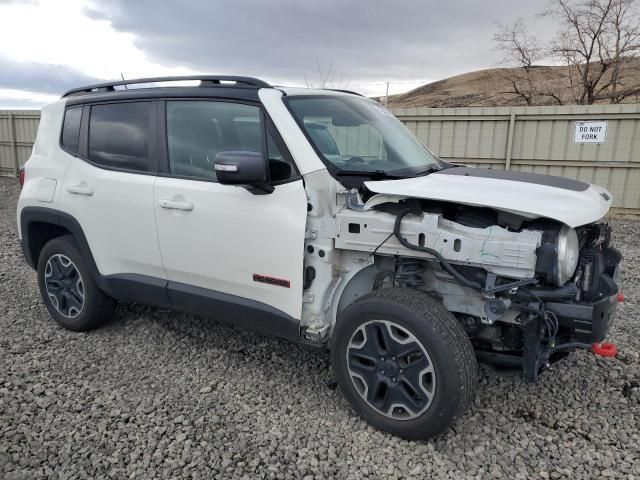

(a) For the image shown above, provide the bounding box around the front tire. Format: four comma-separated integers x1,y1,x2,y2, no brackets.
331,288,477,440
37,235,116,331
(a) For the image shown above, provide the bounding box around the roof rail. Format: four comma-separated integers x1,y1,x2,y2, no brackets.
324,88,364,97
61,75,271,98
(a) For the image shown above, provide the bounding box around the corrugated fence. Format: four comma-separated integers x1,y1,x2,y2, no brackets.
0,110,40,177
1,104,639,212
393,104,640,213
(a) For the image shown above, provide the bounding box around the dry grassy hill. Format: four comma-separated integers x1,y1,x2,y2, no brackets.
384,60,640,108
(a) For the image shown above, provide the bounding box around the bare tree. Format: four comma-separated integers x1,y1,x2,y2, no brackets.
493,20,564,105
494,19,544,68
545,0,615,104
600,0,640,102
494,0,640,105
545,0,640,104
303,57,349,90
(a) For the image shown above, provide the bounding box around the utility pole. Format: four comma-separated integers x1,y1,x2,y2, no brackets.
384,82,389,107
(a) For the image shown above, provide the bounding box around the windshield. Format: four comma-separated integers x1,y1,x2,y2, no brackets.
286,95,440,175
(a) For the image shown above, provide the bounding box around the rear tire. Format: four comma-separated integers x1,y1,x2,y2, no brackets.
37,235,116,331
331,288,477,440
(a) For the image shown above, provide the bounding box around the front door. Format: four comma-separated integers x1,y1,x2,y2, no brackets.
153,100,307,321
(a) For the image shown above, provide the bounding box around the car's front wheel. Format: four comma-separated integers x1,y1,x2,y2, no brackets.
331,288,477,440
37,235,116,331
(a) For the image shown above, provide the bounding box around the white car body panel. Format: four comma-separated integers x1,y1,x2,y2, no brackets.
21,177,57,203
58,159,167,279
16,100,72,238
153,177,308,319
365,172,612,228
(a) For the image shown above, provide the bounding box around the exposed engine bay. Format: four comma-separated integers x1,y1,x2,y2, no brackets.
301,178,621,382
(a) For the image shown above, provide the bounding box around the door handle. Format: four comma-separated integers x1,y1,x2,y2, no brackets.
159,199,194,211
66,184,94,196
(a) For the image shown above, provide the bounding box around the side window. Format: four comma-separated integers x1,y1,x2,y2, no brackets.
166,101,297,182
61,106,82,153
167,101,260,181
88,102,151,172
266,122,298,182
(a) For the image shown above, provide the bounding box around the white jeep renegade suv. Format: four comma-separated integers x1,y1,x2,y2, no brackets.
17,76,621,440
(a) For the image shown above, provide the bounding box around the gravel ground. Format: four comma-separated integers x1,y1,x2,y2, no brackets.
1,177,639,480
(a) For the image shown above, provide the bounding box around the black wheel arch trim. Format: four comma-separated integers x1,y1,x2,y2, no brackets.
21,207,103,284
20,208,161,306
20,206,56,269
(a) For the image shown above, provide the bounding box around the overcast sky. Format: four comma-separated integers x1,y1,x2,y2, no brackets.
0,0,552,108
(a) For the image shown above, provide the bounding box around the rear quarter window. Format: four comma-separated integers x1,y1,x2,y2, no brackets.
61,106,82,153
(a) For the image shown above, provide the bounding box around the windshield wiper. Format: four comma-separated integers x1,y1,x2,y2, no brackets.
335,169,406,180
412,165,441,176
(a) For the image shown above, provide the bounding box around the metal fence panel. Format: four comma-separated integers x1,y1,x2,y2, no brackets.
0,110,40,176
392,104,640,212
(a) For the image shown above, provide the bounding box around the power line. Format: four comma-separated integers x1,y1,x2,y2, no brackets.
343,80,434,86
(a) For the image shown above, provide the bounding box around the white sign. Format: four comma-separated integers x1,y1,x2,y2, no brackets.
574,121,608,143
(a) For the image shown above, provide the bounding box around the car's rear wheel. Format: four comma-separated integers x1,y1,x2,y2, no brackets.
331,288,477,440
37,235,116,331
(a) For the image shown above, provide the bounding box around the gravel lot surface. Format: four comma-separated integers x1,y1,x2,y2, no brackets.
1,177,639,480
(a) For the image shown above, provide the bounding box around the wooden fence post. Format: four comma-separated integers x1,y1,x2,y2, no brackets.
505,112,516,170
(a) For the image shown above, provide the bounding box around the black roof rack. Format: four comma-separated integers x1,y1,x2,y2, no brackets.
324,88,364,97
62,75,271,98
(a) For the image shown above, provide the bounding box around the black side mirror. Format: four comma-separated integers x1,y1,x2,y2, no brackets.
214,151,273,193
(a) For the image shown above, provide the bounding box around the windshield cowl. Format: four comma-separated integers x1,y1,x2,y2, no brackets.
335,169,408,180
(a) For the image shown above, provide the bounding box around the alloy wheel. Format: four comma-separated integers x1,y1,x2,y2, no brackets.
346,320,436,420
44,254,85,318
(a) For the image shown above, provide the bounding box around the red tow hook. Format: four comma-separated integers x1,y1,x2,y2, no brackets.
590,292,622,358
591,342,618,358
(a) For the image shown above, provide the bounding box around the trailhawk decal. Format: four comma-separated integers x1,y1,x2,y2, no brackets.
438,166,589,192
253,274,291,288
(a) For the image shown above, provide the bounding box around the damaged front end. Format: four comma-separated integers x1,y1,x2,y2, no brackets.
501,222,622,382
332,194,622,382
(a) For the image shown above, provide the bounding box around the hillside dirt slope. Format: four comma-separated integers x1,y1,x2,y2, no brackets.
385,60,640,108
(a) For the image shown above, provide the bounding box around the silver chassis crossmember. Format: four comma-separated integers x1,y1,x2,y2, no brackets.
334,210,542,279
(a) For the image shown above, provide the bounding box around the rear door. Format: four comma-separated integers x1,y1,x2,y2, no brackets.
153,99,307,320
58,101,166,281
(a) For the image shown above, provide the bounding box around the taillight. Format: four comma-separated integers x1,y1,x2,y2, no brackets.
19,167,25,187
